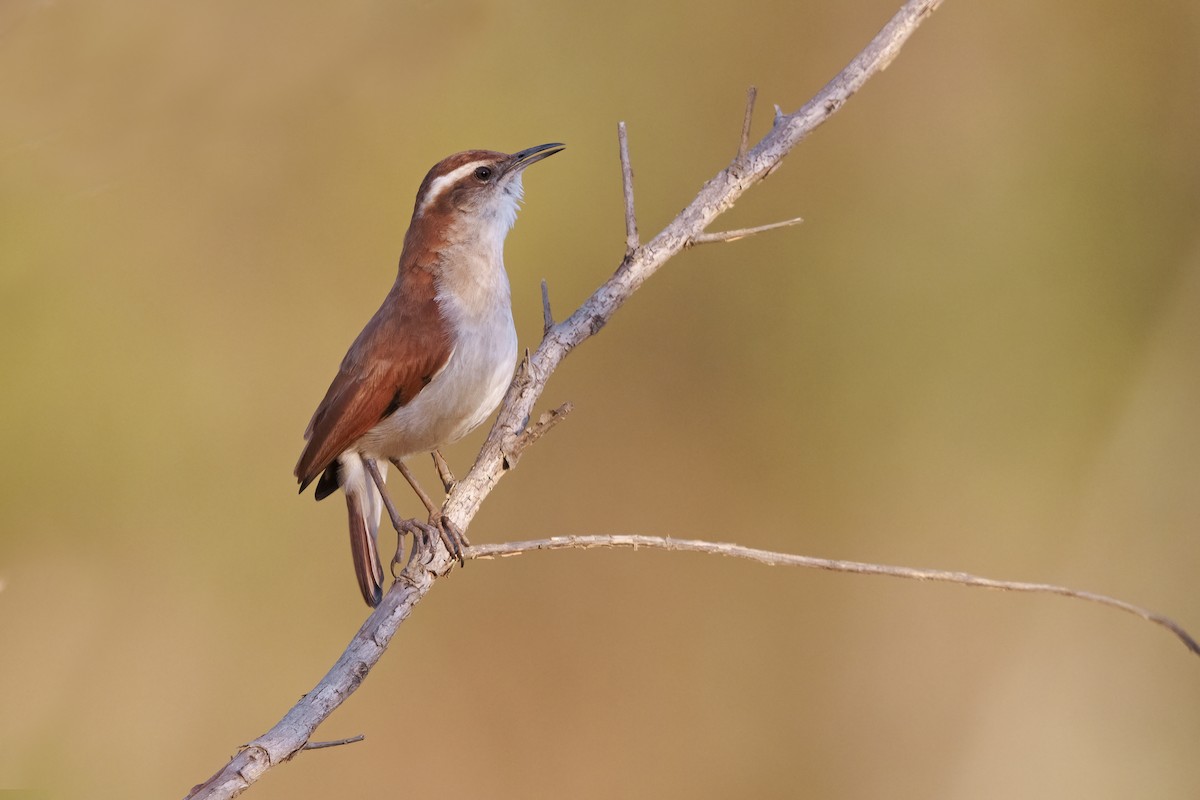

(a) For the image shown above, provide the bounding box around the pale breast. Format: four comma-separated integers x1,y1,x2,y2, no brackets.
354,271,518,461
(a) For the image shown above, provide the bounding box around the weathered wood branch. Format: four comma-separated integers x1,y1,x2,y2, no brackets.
184,3,959,796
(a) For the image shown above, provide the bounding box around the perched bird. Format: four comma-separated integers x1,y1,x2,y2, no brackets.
295,143,564,606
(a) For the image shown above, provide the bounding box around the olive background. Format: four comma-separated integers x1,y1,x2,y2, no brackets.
2,1,1199,798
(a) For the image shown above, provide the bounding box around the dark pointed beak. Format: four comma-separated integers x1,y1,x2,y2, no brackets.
505,142,565,175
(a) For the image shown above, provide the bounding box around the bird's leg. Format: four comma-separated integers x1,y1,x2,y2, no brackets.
362,457,436,575
428,451,470,559
431,449,457,494
430,452,470,558
391,457,470,566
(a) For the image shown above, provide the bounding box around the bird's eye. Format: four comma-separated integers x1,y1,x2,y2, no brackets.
474,166,493,182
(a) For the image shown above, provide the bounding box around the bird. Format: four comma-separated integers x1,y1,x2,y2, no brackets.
295,143,564,606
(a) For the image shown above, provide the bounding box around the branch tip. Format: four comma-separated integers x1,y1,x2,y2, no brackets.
540,279,554,337
302,735,365,751
618,121,639,257
525,401,572,445
690,216,804,246
737,86,758,164
467,535,1200,659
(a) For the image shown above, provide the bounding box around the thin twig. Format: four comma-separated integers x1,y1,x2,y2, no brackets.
513,402,573,456
618,121,638,257
302,735,365,751
540,279,554,337
737,86,758,164
689,216,804,246
467,535,1200,657
431,449,456,493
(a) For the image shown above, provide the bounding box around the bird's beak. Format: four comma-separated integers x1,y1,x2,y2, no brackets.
504,142,565,175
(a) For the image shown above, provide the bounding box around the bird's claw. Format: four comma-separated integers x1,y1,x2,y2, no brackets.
435,513,470,567
390,518,438,578
388,513,470,576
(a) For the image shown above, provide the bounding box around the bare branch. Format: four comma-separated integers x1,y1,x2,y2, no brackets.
618,121,638,257
689,216,804,246
186,4,965,797
737,86,758,164
189,1,1198,792
468,535,1200,657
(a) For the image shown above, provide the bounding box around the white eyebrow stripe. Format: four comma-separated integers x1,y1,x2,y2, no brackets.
416,160,490,216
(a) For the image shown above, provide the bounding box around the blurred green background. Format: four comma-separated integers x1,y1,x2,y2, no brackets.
2,0,1199,797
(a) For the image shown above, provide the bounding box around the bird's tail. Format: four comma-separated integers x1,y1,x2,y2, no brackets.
340,454,385,607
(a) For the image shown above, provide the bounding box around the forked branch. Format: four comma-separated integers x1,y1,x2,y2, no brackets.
199,3,1194,798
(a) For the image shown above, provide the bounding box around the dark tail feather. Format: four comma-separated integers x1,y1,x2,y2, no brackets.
344,475,385,607
314,462,340,501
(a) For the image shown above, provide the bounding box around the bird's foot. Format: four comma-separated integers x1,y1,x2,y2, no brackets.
388,513,470,576
390,517,439,578
433,511,470,568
